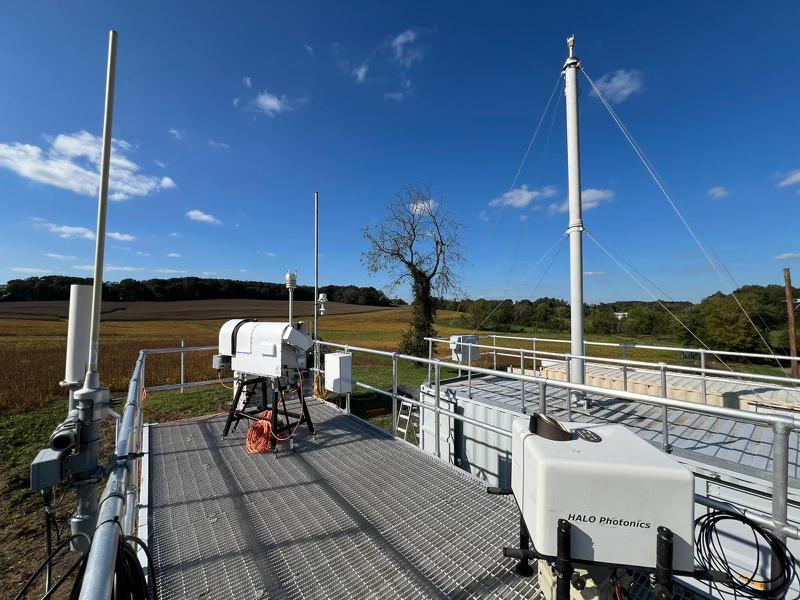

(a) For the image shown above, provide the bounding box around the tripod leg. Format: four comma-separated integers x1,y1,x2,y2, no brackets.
223,378,246,437
298,384,315,434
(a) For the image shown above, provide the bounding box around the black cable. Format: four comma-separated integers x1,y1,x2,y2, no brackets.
12,533,90,600
125,535,158,600
694,510,799,599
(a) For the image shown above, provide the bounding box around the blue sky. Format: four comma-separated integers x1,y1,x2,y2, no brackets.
1,2,799,303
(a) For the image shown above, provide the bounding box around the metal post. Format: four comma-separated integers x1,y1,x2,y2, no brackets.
655,526,674,600
519,349,525,412
784,268,799,379
492,335,497,370
564,36,585,401
565,355,572,421
467,349,472,398
428,338,433,382
700,350,707,404
288,287,294,324
539,381,547,415
532,338,536,373
622,344,628,392
661,364,671,453
392,353,398,436
180,340,185,394
772,422,790,545
69,30,118,552
434,361,441,459
556,519,573,600
313,191,319,373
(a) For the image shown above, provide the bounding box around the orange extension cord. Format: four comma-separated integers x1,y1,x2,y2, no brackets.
245,410,275,454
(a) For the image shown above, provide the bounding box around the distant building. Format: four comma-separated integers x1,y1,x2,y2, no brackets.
614,312,628,321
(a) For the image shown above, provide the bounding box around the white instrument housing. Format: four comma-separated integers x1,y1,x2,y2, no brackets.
511,417,694,572
218,319,313,378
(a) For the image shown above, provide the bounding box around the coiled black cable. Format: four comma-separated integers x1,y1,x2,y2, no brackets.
695,511,798,599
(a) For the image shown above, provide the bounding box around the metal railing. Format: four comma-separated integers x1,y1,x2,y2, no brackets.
425,336,800,407
315,339,800,546
78,344,215,600
77,339,800,598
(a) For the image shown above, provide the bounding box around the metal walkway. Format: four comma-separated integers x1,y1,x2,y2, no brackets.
148,399,542,599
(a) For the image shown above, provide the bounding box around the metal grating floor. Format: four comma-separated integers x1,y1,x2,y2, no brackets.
148,399,543,599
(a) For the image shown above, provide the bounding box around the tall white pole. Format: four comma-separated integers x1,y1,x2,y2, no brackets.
564,36,585,392
313,191,319,372
86,30,118,381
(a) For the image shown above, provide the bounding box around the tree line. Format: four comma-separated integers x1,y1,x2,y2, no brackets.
0,276,405,307
437,284,797,354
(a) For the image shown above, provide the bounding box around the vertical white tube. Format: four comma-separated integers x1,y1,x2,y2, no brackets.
64,284,93,386
564,36,585,390
85,30,118,380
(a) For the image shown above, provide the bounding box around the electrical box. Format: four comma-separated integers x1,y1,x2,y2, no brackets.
449,335,480,362
31,448,64,491
324,352,352,394
511,416,694,572
215,319,313,378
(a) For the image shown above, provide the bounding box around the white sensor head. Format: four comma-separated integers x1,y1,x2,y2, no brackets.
285,271,297,290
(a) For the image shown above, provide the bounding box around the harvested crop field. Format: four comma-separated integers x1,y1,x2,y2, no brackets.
0,299,394,321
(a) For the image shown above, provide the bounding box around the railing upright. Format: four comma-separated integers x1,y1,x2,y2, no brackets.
622,344,628,392
519,349,525,411
434,360,442,459
492,334,497,370
660,363,671,453
391,353,398,435
180,339,185,394
700,350,707,404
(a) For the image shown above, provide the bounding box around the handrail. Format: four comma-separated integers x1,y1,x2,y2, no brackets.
79,352,145,600
424,336,800,389
319,340,800,429
479,333,800,363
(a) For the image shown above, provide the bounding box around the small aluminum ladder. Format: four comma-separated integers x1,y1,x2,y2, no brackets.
395,398,419,442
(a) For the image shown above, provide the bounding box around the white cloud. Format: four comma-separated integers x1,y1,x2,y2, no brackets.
108,232,135,241
243,76,252,88
233,98,240,108
585,271,606,277
252,91,292,117
777,170,800,188
168,232,182,238
208,140,230,149
774,253,800,260
73,264,143,272
11,267,51,274
489,185,550,209
155,159,167,168
264,251,276,258
550,188,614,213
591,70,643,104
707,186,729,199
478,210,489,222
168,128,185,141
38,222,95,240
135,251,150,256
153,268,187,274
0,131,175,201
304,44,314,56
391,29,423,69
186,209,222,225
46,253,76,260
410,199,437,214
519,214,529,221
384,91,406,101
239,268,248,273
202,271,217,276
167,252,181,258
353,63,369,83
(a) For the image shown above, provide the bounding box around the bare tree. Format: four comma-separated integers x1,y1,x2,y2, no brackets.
362,185,463,356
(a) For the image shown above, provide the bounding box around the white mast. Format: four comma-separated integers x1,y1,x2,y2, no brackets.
564,36,585,393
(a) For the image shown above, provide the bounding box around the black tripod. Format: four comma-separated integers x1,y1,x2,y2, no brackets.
222,375,315,445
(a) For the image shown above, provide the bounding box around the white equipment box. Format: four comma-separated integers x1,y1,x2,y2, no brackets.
324,352,352,394
449,335,480,362
511,416,694,572
217,319,313,378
